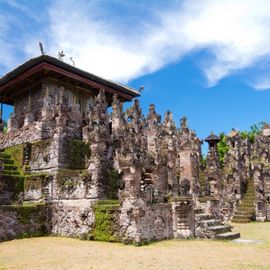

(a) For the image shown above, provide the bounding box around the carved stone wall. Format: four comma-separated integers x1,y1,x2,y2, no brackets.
50,200,95,237
252,125,270,221
119,198,172,244
0,204,49,241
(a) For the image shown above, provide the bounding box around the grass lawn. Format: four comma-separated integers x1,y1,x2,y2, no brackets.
0,222,269,270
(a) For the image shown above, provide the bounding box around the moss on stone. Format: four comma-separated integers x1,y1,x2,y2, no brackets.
56,169,88,189
66,140,90,169
199,171,207,192
198,196,215,202
0,175,24,203
24,174,49,192
2,170,20,176
15,176,24,194
96,200,120,206
86,200,119,242
4,145,24,172
0,204,46,225
30,139,52,164
106,170,121,199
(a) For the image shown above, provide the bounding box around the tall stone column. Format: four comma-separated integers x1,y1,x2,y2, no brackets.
111,94,124,140
163,111,178,196
146,104,161,154
178,117,202,197
205,132,221,197
84,89,110,199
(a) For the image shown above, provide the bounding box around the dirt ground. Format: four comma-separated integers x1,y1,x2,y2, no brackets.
0,222,270,270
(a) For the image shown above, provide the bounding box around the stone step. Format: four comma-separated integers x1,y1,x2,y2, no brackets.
242,198,255,201
0,158,14,165
3,164,18,171
177,225,189,230
216,232,240,240
0,153,11,159
235,210,254,215
232,219,251,223
241,198,254,201
198,219,222,227
239,201,254,207
233,218,252,223
2,170,20,176
234,214,253,219
237,206,254,211
194,208,204,214
207,225,231,234
195,214,213,221
242,196,255,199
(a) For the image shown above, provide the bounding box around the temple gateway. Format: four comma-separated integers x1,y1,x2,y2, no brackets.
0,54,269,244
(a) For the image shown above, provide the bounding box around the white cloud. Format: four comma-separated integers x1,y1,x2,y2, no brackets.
251,78,270,91
5,0,270,87
0,13,19,70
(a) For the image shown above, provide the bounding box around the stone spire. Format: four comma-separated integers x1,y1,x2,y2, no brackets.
85,89,110,198
205,132,221,197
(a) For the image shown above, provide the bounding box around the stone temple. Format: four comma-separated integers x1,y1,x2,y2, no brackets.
0,54,269,244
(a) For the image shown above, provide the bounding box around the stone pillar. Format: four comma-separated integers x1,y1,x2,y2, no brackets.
24,112,35,126
167,136,178,196
223,130,242,201
178,117,202,197
7,113,18,132
163,111,178,196
111,94,124,140
253,164,266,221
84,89,110,199
205,132,221,197
146,104,161,154
23,142,31,173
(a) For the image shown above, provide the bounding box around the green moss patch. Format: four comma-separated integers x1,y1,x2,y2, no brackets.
106,170,121,199
66,140,90,169
30,139,52,164
24,174,49,192
198,196,215,203
56,169,88,190
0,204,48,238
0,203,47,225
0,175,24,204
85,200,119,242
4,145,24,172
199,171,207,194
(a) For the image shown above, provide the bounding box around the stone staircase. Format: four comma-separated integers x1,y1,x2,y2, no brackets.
0,152,21,176
195,208,240,240
0,150,24,205
232,180,255,223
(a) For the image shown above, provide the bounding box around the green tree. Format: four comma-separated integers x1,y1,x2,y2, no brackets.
217,132,229,167
240,121,266,143
217,122,266,167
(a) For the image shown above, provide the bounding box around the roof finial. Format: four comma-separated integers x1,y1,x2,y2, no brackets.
139,86,144,93
58,50,65,61
69,57,75,66
39,42,45,55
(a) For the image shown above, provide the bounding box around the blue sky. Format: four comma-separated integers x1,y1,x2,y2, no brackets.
1,0,270,152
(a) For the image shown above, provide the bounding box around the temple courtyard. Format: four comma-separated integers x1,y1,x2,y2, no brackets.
0,222,269,270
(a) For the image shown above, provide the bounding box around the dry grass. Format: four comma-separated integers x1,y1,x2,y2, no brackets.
0,222,270,270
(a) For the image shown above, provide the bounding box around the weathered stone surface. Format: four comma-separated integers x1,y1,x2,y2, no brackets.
50,200,95,237
119,198,172,244
0,205,48,241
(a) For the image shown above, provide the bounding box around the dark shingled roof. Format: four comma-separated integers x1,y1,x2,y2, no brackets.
205,132,220,142
0,54,140,100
